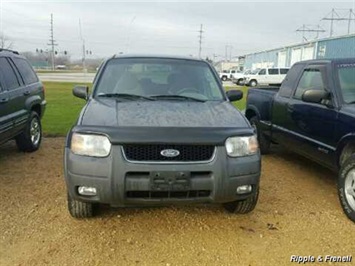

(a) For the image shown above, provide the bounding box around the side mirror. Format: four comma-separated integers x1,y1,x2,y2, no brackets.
73,85,89,100
302,89,330,104
226,90,243,102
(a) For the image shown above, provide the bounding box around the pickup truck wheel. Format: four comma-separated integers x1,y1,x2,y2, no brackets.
237,79,243,85
221,76,227,81
223,188,259,214
249,80,257,87
67,194,94,218
338,155,355,222
15,111,42,152
250,116,270,154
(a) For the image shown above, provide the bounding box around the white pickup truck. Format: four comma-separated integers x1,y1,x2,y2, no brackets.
231,69,251,85
219,69,236,81
244,68,290,86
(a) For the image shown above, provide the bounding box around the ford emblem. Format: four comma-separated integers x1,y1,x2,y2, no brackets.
160,149,180,158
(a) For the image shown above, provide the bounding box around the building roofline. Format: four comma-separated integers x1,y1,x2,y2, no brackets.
244,33,355,57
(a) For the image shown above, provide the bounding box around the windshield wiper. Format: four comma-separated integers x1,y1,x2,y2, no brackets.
150,94,206,102
97,93,155,101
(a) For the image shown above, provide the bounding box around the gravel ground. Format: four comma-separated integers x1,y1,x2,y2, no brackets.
0,138,354,266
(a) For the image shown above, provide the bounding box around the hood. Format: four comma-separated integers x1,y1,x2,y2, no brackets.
80,98,249,128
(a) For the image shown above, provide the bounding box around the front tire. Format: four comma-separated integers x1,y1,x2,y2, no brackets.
67,193,94,218
221,76,228,81
338,155,355,222
223,188,259,214
249,80,257,87
250,116,270,154
16,111,42,152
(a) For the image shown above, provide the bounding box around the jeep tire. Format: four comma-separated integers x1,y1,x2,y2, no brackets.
16,111,42,152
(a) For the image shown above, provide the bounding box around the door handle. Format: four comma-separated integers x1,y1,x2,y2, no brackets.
0,98,9,104
23,91,30,96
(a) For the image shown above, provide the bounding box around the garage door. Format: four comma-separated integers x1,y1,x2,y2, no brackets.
290,48,301,66
302,46,314,60
278,51,287,67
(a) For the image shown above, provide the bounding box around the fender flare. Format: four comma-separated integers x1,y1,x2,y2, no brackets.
335,133,355,166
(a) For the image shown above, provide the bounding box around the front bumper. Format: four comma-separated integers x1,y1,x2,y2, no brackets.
64,146,261,207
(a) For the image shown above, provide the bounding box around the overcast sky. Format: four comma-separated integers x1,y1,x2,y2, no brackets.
0,1,354,60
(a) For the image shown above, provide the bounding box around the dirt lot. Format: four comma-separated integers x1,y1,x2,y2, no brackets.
0,138,354,266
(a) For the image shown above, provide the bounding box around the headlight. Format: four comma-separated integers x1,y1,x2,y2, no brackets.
225,136,259,157
71,133,111,157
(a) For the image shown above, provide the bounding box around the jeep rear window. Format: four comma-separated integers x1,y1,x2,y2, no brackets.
12,58,39,85
337,63,355,104
0,57,20,90
95,58,224,101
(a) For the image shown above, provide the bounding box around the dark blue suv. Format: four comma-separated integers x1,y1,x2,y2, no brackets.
0,49,46,151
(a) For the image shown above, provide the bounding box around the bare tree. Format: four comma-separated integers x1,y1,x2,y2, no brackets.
0,34,14,49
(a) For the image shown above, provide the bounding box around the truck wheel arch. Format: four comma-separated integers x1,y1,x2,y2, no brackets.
245,107,260,121
31,104,42,117
337,137,355,167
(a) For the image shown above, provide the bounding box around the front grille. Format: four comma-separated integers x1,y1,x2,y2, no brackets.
122,144,215,162
126,190,211,199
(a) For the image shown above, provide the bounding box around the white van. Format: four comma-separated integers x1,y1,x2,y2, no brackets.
244,68,289,86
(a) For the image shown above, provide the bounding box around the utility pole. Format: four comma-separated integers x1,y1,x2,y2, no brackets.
348,9,355,34
198,24,203,59
225,45,233,61
296,24,325,42
322,8,355,37
47,14,57,70
79,19,86,72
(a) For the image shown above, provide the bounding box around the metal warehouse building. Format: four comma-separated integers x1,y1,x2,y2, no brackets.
244,34,355,70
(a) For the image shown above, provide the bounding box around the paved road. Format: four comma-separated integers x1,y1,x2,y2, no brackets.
37,73,238,86
38,72,96,83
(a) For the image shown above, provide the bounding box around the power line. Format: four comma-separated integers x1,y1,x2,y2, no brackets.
47,14,57,70
198,24,203,59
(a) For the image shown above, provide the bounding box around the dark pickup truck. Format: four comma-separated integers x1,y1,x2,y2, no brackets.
245,58,355,222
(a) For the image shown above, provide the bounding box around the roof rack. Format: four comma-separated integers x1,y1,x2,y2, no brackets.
0,49,19,55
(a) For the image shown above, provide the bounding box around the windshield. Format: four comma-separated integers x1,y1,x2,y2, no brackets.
337,63,355,104
250,69,260,74
94,58,224,101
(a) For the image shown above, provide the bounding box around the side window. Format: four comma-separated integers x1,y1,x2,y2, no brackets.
258,69,266,75
278,64,304,98
0,57,20,90
280,68,289,74
12,58,39,85
294,68,325,100
268,69,279,75
231,70,236,73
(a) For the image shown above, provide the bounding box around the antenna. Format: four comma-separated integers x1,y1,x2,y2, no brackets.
47,14,58,70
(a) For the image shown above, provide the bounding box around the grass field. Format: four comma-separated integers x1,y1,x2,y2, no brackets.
42,82,249,136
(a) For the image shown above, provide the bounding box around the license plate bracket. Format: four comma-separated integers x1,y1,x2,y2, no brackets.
150,171,191,191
